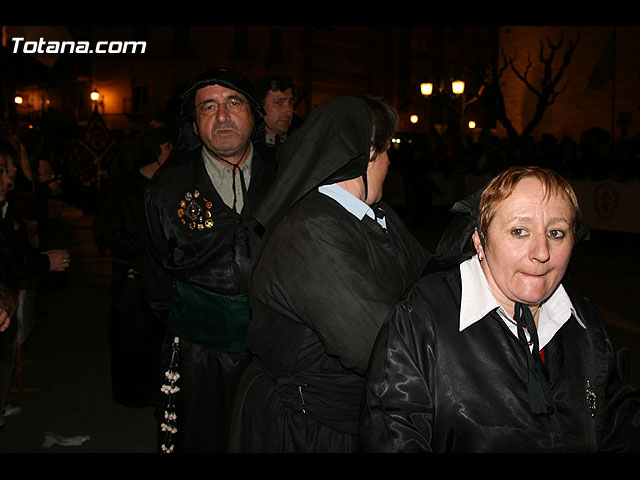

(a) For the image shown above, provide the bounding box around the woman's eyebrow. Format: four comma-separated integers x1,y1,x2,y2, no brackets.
505,214,570,225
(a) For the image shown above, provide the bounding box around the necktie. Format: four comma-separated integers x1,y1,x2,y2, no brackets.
514,302,555,416
372,204,387,232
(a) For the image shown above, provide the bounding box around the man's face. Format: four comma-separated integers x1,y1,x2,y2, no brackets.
192,84,254,160
263,88,294,137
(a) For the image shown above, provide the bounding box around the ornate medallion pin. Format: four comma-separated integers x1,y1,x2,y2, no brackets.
177,189,214,230
585,379,597,417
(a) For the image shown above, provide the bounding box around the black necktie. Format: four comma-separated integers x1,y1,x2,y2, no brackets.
514,302,555,416
372,204,387,232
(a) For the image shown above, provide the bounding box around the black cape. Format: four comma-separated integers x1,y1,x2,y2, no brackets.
360,267,640,452
141,67,275,452
143,148,275,321
143,67,272,314
142,146,275,452
228,97,430,452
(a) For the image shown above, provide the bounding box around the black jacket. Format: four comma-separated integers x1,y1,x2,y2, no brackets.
361,266,640,452
142,147,276,325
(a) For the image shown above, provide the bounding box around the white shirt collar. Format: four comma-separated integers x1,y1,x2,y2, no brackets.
318,183,387,229
459,255,585,349
266,132,286,145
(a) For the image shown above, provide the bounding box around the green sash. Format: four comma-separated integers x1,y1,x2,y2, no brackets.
168,279,250,352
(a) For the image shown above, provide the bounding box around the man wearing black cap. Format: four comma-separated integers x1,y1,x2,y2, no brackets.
142,68,276,453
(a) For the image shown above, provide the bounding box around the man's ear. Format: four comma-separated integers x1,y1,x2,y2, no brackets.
192,121,199,137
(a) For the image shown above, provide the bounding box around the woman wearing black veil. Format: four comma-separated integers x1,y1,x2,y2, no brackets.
229,96,430,452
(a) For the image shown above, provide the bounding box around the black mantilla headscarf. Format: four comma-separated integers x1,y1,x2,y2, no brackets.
427,180,590,417
427,183,590,273
255,96,374,231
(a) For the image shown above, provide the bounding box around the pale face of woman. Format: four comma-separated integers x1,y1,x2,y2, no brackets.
473,176,574,316
364,148,390,205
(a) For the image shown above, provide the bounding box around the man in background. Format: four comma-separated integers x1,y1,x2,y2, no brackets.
252,75,296,160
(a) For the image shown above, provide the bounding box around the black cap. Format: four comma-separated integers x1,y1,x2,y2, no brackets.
172,67,265,158
179,67,265,124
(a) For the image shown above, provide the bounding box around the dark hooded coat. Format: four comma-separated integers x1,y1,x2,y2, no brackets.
141,68,276,452
228,96,430,452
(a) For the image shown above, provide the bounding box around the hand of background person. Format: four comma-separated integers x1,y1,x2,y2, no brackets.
0,307,10,332
44,249,71,272
0,284,17,332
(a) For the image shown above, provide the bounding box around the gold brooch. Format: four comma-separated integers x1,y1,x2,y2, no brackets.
177,189,214,230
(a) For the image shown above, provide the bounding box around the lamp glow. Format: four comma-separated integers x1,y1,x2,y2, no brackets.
410,114,419,124
90,89,100,102
420,82,433,96
451,80,465,95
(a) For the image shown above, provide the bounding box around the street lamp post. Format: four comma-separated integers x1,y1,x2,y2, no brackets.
451,80,468,136
420,78,480,140
90,89,103,113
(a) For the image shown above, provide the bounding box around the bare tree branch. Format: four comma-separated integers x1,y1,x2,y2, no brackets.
467,30,580,142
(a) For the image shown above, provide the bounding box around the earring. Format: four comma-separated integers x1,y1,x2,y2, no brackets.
478,252,484,261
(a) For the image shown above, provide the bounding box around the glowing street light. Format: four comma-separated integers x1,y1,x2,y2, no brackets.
451,80,465,95
14,95,23,105
420,82,433,96
90,89,101,102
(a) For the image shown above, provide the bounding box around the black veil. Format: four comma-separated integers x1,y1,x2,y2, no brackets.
255,96,374,231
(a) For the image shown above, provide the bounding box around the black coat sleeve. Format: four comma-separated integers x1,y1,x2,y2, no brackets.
569,289,640,452
360,295,436,452
140,179,174,325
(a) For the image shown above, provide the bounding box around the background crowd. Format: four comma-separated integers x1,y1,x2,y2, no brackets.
3,117,640,225
1,67,639,450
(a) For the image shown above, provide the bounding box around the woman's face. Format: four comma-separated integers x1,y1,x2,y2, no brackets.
473,176,574,313
364,148,390,205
